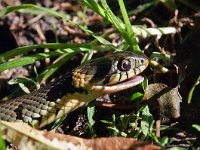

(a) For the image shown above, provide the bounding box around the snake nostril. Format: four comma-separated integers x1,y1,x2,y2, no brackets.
140,59,144,64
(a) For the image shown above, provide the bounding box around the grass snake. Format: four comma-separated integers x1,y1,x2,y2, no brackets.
0,51,149,128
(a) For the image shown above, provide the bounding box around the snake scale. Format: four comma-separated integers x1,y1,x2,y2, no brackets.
0,51,149,128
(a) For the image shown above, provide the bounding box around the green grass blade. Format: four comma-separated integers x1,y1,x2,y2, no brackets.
0,4,66,19
192,124,200,132
0,43,89,63
80,0,106,18
82,0,140,52
118,0,140,52
118,0,133,35
188,74,200,103
0,50,71,72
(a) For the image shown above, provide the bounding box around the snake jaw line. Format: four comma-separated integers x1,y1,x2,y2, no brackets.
90,75,144,94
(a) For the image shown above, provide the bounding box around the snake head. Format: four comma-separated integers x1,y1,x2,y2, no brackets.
72,51,149,94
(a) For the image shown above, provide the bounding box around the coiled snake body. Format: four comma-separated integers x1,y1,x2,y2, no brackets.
0,51,149,128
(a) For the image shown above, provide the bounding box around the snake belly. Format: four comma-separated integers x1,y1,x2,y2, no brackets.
0,51,149,128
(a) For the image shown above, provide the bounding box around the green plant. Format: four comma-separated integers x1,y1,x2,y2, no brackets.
100,105,171,146
0,131,6,150
192,124,200,132
87,104,97,137
101,114,129,137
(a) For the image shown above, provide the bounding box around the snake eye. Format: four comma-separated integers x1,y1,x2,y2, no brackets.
118,59,131,71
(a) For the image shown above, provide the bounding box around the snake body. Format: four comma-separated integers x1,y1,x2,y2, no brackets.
0,52,149,128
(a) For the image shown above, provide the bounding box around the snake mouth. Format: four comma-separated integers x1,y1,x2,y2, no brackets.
92,76,144,94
